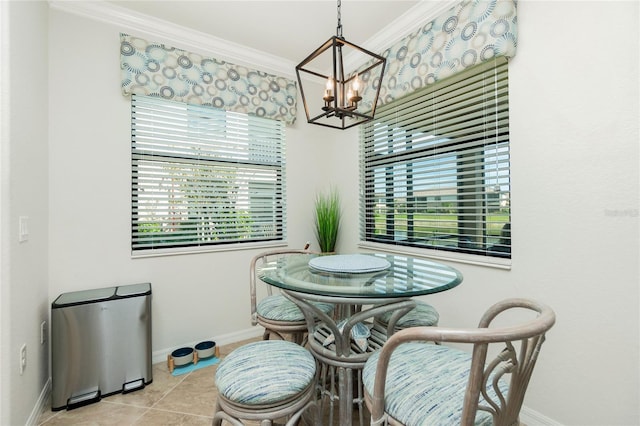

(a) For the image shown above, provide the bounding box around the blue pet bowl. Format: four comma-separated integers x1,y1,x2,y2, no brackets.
195,340,216,359
171,347,194,366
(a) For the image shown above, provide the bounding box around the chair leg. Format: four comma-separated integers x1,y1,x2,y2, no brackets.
355,369,365,425
292,331,304,345
317,362,338,425
212,399,244,426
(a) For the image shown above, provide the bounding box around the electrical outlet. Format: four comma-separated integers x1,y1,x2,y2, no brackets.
18,216,29,242
19,344,27,375
40,321,47,345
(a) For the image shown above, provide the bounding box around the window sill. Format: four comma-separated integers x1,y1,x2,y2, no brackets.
357,241,512,270
131,241,288,259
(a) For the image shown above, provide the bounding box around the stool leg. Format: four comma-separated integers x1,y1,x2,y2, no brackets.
212,411,243,426
317,362,338,425
338,367,353,425
291,399,320,426
211,399,222,426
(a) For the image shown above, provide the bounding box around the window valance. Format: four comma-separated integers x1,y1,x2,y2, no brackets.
359,0,517,110
120,34,298,125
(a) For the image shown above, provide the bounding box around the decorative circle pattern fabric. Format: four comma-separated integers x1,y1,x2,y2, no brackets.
358,0,517,111
256,294,333,321
215,340,316,405
363,342,508,425
120,34,298,125
377,300,440,328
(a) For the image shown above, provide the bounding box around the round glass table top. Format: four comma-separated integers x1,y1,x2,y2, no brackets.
258,253,463,298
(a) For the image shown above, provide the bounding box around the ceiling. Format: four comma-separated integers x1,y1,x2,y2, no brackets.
107,1,427,64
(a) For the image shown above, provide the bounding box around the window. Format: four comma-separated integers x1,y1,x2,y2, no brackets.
360,58,510,260
131,95,286,253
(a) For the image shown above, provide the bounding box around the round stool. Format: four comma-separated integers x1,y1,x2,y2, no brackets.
376,300,439,332
213,340,319,426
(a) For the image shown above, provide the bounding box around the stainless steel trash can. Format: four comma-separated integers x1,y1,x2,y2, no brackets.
51,283,152,410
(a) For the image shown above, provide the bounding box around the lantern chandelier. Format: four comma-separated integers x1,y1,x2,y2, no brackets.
295,0,386,130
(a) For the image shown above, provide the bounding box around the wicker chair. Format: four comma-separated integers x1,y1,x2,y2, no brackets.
363,298,556,426
250,249,333,344
213,340,319,426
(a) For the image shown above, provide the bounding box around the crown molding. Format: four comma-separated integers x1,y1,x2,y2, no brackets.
48,0,297,77
49,0,454,80
363,1,455,55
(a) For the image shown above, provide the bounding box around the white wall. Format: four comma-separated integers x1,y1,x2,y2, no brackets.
339,1,640,424
508,4,638,421
0,1,50,425
46,7,351,359
3,0,637,425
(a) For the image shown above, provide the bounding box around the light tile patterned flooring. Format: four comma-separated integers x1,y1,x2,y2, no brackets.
37,337,366,425
37,338,264,425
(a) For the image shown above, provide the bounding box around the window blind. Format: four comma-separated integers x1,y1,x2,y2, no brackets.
131,94,286,252
360,57,510,259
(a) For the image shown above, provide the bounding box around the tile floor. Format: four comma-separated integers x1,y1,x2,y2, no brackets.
37,338,261,425
37,337,366,425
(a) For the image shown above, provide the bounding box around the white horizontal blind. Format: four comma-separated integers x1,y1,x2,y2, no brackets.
360,57,510,259
131,95,286,251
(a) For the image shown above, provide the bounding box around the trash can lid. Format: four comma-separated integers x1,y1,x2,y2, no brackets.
52,287,117,307
52,283,152,308
116,282,151,297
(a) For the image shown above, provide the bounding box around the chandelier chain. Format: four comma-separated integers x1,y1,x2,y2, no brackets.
336,0,343,38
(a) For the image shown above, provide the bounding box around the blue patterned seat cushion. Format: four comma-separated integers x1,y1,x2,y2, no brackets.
257,294,333,322
215,340,316,405
377,300,439,328
363,342,508,425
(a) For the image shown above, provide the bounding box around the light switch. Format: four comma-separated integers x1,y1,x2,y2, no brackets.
19,216,29,242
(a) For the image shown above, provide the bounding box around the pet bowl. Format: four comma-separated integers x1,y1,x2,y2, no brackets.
195,340,216,359
171,347,194,366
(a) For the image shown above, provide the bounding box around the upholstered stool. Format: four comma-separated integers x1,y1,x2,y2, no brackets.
375,300,439,332
213,340,319,426
256,294,334,344
257,294,334,323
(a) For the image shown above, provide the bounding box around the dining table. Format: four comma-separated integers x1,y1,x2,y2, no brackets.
258,252,463,426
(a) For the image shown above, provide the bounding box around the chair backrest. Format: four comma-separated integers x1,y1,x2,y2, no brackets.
249,248,311,326
369,298,556,426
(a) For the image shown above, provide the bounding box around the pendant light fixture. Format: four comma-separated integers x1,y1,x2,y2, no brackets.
295,0,386,130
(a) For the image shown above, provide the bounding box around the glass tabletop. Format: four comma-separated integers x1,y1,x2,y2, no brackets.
258,253,463,298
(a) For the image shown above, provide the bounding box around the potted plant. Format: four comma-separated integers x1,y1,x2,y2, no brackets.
314,187,341,253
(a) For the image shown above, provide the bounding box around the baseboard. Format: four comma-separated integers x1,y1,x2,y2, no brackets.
26,378,51,426
151,327,262,364
521,405,564,426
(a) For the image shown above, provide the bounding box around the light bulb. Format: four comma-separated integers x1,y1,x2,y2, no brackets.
323,77,335,102
326,77,334,94
352,74,360,92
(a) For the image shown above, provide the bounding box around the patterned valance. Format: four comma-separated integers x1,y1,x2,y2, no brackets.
120,34,298,125
359,0,517,110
